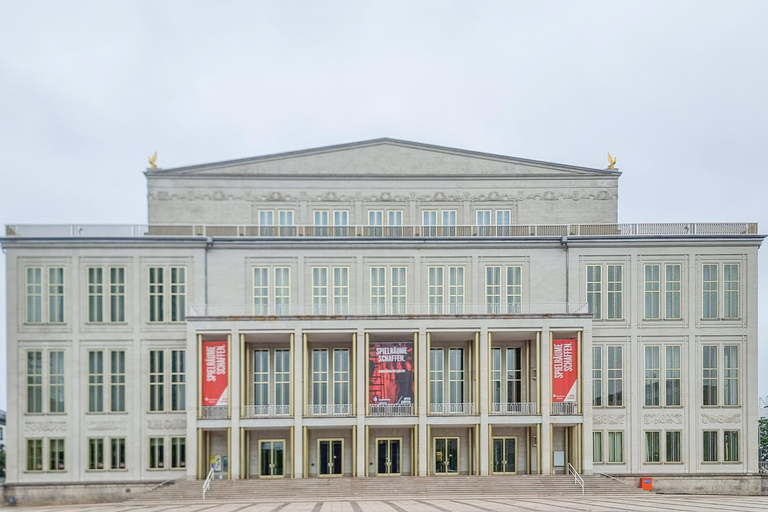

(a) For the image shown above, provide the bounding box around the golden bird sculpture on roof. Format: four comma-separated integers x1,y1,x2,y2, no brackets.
148,151,158,169
607,152,617,169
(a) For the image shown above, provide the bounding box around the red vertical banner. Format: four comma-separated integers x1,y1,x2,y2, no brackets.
368,342,414,406
552,338,577,403
202,341,229,406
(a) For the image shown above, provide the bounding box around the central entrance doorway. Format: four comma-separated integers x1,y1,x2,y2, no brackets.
492,437,517,474
376,438,401,476
318,439,343,477
259,440,285,478
433,437,459,475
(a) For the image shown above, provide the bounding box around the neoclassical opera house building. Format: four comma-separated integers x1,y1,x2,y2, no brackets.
2,139,761,488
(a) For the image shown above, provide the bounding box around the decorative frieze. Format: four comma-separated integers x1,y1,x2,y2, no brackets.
24,421,67,433
147,418,187,430
643,413,683,425
701,413,741,425
86,420,127,431
593,414,625,425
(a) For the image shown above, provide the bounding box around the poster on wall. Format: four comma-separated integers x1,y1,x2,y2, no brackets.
202,341,229,406
552,338,577,403
368,342,414,406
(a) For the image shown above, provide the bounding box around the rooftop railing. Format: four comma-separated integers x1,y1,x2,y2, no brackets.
5,222,759,238
189,302,589,317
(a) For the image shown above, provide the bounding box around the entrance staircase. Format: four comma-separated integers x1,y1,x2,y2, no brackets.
131,474,650,503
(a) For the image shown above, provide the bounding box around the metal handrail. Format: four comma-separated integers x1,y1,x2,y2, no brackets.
568,463,584,495
599,472,629,484
202,467,214,500
147,476,177,492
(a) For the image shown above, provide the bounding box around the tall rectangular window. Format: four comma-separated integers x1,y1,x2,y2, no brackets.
607,431,623,463
724,431,739,462
171,350,186,411
428,267,444,314
607,346,623,407
477,210,491,236
665,264,681,319
253,267,269,315
110,267,126,322
111,438,126,469
592,346,602,407
333,267,349,315
88,351,104,412
486,266,501,313
448,266,465,313
703,431,718,462
644,264,660,319
702,346,718,406
586,265,602,319
645,431,660,462
448,348,464,405
274,267,290,315
644,346,660,407
333,348,350,406
253,349,269,406
27,350,43,413
607,265,623,319
89,438,104,470
665,346,681,406
149,350,165,412
491,347,501,407
49,438,65,471
110,350,126,413
666,431,681,462
149,267,164,322
506,266,522,313
88,267,104,323
149,437,165,469
171,437,186,469
27,439,43,471
723,264,739,318
49,351,65,413
723,345,739,406
275,349,290,408
26,267,43,323
259,210,275,235
370,267,386,314
48,267,65,323
391,267,406,314
429,348,444,405
312,267,329,315
279,210,294,236
593,431,603,463
702,264,718,319
170,267,186,322
312,349,328,406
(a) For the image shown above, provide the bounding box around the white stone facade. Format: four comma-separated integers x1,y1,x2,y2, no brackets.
2,139,762,485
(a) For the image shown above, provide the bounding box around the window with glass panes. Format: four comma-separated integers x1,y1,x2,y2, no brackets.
607,346,623,407
592,347,603,407
391,267,406,314
310,348,349,408
703,264,718,318
665,346,681,406
274,267,290,315
607,431,623,463
429,348,444,406
490,347,523,411
49,438,65,471
171,350,186,411
111,437,126,469
253,267,269,315
703,264,740,319
253,349,270,409
49,351,65,413
666,431,681,462
428,266,465,314
149,350,165,411
645,431,660,462
27,351,43,413
485,265,523,313
369,266,407,314
312,267,349,315
370,267,386,314
149,437,165,469
89,438,105,470
430,347,465,407
723,345,739,406
703,431,718,462
593,431,603,463
27,439,43,471
702,346,718,406
48,267,65,323
110,350,126,412
88,351,104,412
87,266,126,323
25,266,65,324
586,265,602,319
171,437,186,468
276,349,290,411
148,266,186,322
26,267,43,323
644,346,660,406
723,264,739,318
724,430,739,462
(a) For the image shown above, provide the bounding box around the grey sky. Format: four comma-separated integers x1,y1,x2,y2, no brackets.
1,1,767,410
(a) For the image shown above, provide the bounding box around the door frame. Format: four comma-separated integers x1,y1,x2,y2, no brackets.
375,437,403,477
432,436,460,476
257,439,286,479
317,438,345,477
491,436,518,475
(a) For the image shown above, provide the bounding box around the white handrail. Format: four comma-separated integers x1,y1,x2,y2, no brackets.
568,462,584,495
202,467,215,500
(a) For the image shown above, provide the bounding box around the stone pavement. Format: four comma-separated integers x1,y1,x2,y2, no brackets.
8,495,768,512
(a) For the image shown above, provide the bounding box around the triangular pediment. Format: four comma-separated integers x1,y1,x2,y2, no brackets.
146,139,619,179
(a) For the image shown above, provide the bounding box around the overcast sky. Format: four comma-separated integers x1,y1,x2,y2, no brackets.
1,1,767,411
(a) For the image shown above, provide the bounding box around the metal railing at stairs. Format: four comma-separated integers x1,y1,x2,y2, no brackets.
568,463,584,495
202,467,215,500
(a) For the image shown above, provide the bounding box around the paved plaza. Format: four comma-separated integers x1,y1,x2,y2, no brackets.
9,495,768,512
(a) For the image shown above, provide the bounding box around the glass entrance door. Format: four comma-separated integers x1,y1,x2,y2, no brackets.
259,440,285,478
376,438,401,476
433,437,459,475
492,437,516,474
318,439,343,477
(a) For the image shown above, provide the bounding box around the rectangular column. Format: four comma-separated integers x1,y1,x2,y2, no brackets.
230,331,241,479
356,328,366,477
479,329,489,475
293,328,304,477
418,329,428,475
540,327,552,474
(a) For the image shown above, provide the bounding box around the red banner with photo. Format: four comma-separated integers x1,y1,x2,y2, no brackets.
369,342,414,406
552,338,577,403
202,341,229,406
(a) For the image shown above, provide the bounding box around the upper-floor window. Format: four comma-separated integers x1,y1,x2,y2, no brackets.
644,263,682,319
429,347,465,408
702,430,740,463
148,266,186,323
310,348,350,410
87,267,126,323
25,266,65,324
314,210,349,236
258,209,294,235
593,345,623,407
422,210,457,236
367,210,404,237
644,345,682,407
490,346,524,411
252,348,290,412
586,264,623,320
88,350,127,413
702,263,740,319
26,350,65,414
702,345,739,407
370,266,407,314
312,267,349,315
427,266,465,314
253,267,291,315
476,210,512,235
485,266,522,313
149,349,186,412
